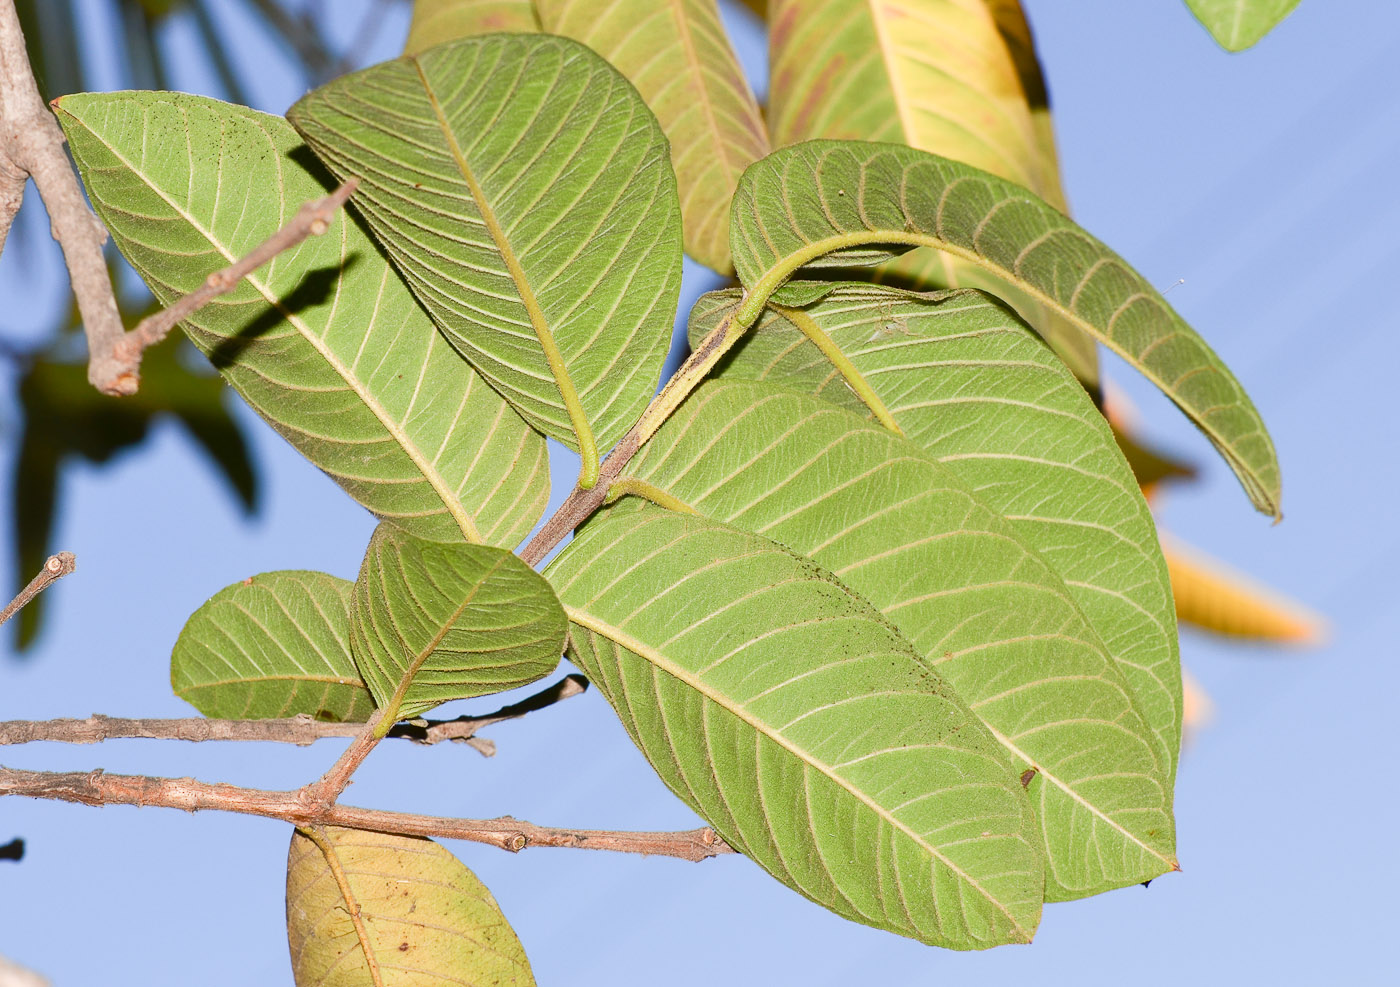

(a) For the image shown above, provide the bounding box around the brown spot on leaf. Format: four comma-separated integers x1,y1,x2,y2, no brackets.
1019,768,1038,788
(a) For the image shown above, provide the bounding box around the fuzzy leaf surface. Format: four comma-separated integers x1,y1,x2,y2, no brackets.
287,826,535,986
692,285,1181,782
538,0,768,272
404,0,538,54
547,507,1042,947
172,571,374,722
729,141,1281,517
55,92,548,548
1184,0,1301,50
622,380,1176,898
288,35,682,457
351,524,565,719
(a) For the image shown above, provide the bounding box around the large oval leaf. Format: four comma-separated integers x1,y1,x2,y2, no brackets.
1185,0,1302,51
547,506,1042,948
172,571,374,722
351,524,566,721
404,0,539,55
55,92,548,548
621,380,1176,898
538,0,769,272
288,35,683,480
287,826,535,986
728,140,1281,518
691,284,1182,782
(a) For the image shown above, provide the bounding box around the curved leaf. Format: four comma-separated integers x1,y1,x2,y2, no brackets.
287,826,535,986
691,284,1182,783
1185,0,1302,51
351,523,566,720
622,380,1177,898
538,0,769,272
404,0,539,55
288,35,683,480
548,507,1042,947
728,141,1281,518
172,571,374,722
55,92,548,548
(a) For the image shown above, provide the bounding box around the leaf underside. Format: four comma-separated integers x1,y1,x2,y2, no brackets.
287,826,536,986
1184,0,1302,50
172,571,374,722
288,34,683,455
55,92,549,548
548,506,1043,948
622,379,1177,899
729,140,1281,518
539,0,768,273
691,284,1182,784
404,0,539,55
351,524,566,719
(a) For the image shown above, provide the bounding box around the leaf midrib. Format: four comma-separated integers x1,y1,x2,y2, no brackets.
566,604,1033,938
65,110,484,544
742,226,1272,514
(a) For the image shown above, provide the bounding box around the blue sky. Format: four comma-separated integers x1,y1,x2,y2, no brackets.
2,1,1397,983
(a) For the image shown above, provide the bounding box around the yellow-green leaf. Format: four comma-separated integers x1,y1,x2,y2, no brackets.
404,0,538,55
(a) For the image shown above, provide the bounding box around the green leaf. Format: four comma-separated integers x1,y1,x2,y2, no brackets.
728,141,1281,518
547,506,1042,948
288,35,683,484
12,337,257,651
404,0,539,55
691,284,1182,784
1185,0,1302,50
351,524,566,721
55,91,549,548
538,0,769,272
172,571,374,721
621,379,1177,899
287,826,536,986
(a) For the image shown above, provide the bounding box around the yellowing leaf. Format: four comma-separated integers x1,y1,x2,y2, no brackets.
404,0,538,55
1164,536,1326,645
287,826,535,986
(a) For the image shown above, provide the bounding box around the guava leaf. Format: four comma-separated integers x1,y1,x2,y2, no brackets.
1185,0,1301,51
55,91,548,548
691,284,1182,784
547,506,1042,948
172,571,374,722
287,826,535,986
404,0,538,55
621,379,1177,899
728,141,1281,518
288,35,682,477
538,0,768,272
351,524,566,720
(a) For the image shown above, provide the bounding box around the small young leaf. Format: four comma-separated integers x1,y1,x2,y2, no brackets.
548,507,1043,949
289,35,683,481
351,524,566,721
404,0,538,55
287,826,535,986
621,379,1177,899
729,141,1281,518
172,571,374,721
539,0,769,272
54,92,549,548
1185,0,1302,51
691,284,1182,784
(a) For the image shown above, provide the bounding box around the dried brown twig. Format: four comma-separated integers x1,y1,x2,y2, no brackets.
0,552,74,628
0,765,735,863
0,675,589,755
0,0,359,395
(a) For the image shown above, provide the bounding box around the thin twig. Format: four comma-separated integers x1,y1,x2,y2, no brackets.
0,552,74,628
113,177,360,375
0,0,124,391
0,675,589,751
0,765,735,863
